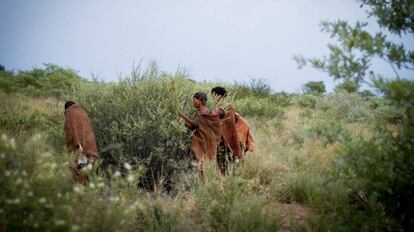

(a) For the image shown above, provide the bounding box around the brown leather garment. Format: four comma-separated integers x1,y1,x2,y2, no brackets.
221,105,243,159
190,114,222,162
235,113,254,155
64,105,99,158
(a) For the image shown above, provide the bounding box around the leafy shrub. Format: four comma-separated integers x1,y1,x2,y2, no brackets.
0,64,82,97
269,92,293,107
0,134,73,231
0,70,18,93
233,96,285,119
302,117,346,144
0,133,141,231
297,94,318,109
230,78,272,99
302,81,326,95
334,79,360,93
315,92,375,123
67,67,196,191
318,80,414,231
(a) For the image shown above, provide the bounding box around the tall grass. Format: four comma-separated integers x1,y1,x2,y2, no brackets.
1,64,409,231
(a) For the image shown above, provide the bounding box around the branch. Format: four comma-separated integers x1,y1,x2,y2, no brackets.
389,62,401,81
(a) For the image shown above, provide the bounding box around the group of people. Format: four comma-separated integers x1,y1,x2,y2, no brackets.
64,86,253,184
179,86,254,177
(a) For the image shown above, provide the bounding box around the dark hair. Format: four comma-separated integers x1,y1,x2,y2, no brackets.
64,101,76,110
211,86,227,97
193,92,207,105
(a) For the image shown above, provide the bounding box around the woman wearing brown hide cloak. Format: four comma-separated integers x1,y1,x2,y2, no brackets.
179,92,221,179
64,101,99,184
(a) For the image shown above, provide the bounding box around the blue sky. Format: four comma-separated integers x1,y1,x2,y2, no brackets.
1,0,413,92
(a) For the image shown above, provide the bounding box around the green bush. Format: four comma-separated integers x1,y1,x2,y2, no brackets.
303,81,326,95
316,80,414,231
0,134,73,231
0,64,82,97
269,92,293,107
230,78,272,99
67,67,196,191
0,133,142,231
297,94,318,109
302,116,346,144
233,96,285,118
316,92,375,123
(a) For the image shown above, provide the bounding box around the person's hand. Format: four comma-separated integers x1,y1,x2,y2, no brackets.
178,112,186,118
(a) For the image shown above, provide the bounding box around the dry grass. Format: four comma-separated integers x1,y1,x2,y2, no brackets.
1,92,374,231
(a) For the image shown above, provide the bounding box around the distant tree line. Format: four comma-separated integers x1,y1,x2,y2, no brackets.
0,63,83,97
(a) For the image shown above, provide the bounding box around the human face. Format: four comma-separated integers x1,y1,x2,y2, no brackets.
192,97,202,108
212,93,221,103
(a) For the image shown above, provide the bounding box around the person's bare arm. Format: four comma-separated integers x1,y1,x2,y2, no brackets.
179,112,198,129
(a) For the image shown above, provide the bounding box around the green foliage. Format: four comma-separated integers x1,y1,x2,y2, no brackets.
132,199,190,232
295,14,413,82
233,96,285,119
0,134,73,231
295,3,414,228
0,92,66,154
313,81,414,231
0,94,47,135
193,166,282,231
359,89,375,99
0,64,83,97
67,67,196,191
0,133,143,231
359,0,414,35
0,69,16,93
269,92,293,107
335,79,360,93
231,78,272,99
302,81,326,95
297,94,318,109
316,92,378,123
303,117,346,144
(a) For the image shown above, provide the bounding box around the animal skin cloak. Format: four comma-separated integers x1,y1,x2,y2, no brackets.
221,105,243,159
235,113,254,155
64,104,99,158
190,114,222,162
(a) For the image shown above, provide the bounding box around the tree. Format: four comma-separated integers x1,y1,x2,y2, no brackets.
295,1,414,85
248,78,272,97
360,0,414,35
302,81,326,95
295,0,414,230
334,79,360,93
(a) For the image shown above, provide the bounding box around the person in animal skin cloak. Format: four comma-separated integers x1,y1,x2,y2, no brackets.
210,86,254,175
179,92,222,178
64,101,99,184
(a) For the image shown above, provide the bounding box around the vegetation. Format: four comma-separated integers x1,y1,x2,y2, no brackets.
295,0,414,230
0,63,83,97
1,0,413,231
302,81,326,95
1,60,408,231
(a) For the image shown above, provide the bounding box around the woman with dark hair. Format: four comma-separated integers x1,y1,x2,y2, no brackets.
179,92,221,178
211,86,254,175
210,87,241,175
